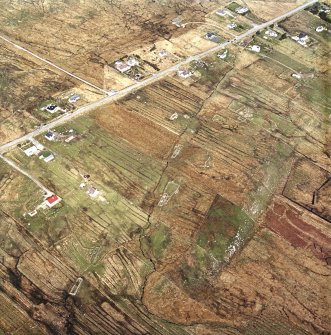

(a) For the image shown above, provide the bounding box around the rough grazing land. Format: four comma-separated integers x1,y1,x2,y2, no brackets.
0,1,331,335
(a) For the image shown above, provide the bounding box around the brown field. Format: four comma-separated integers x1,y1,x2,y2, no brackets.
244,0,307,21
0,41,103,145
283,158,331,222
144,197,331,334
266,197,331,261
95,103,178,160
0,43,74,144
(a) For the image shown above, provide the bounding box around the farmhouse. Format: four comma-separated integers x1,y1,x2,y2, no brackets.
45,131,56,141
227,23,237,29
127,57,139,67
115,61,131,73
45,194,61,208
68,94,80,103
159,49,168,57
292,32,309,46
218,49,228,59
316,26,325,33
23,145,39,157
235,7,249,14
177,70,192,78
45,104,59,114
251,45,261,53
172,17,183,27
205,32,217,40
216,9,227,16
265,29,278,37
292,73,302,79
87,187,100,198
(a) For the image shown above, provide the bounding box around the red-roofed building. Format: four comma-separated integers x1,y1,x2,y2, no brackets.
45,194,61,208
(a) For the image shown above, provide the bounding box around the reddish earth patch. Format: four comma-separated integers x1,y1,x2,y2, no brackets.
96,103,178,160
265,199,331,263
283,158,331,223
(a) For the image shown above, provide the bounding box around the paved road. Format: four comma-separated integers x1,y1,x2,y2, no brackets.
0,35,109,95
0,153,51,195
0,0,317,155
0,0,318,192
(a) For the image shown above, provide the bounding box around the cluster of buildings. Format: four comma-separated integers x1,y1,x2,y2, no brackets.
27,193,61,217
20,141,55,163
292,32,310,47
44,129,77,143
114,56,140,74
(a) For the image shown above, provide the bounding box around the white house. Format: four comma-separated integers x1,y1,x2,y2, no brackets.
24,145,39,157
127,57,140,67
43,154,55,163
265,30,278,37
227,23,237,29
218,49,228,59
216,9,227,16
87,187,100,198
236,7,249,14
68,94,80,103
316,26,325,33
177,70,192,78
205,32,217,40
115,61,131,73
159,49,168,57
251,45,261,53
292,73,302,79
169,112,179,121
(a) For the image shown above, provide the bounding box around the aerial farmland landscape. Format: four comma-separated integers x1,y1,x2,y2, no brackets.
0,0,330,334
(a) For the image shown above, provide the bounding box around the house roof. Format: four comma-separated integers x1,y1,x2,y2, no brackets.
47,105,57,110
88,187,97,194
46,195,59,204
